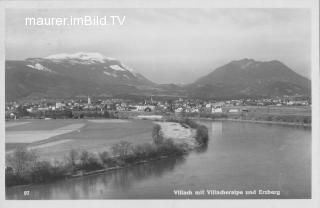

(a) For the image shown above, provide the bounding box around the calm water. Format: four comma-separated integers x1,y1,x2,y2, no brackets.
6,121,311,199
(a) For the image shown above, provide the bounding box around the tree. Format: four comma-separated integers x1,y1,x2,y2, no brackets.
67,149,79,170
6,147,38,177
195,125,209,145
30,161,52,183
152,124,164,145
79,151,102,171
80,150,90,165
168,100,174,113
111,141,132,160
16,105,28,117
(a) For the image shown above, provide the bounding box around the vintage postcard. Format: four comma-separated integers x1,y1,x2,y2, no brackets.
0,0,319,208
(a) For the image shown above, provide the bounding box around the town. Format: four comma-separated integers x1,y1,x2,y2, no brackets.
5,95,311,120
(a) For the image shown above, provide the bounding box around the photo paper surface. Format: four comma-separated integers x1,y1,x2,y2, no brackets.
0,0,319,207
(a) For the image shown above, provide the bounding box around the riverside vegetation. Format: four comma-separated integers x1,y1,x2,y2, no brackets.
175,112,311,125
5,119,208,187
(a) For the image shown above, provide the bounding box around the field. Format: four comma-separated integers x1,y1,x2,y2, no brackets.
196,105,312,125
5,119,154,161
5,106,311,161
6,123,85,143
222,105,311,116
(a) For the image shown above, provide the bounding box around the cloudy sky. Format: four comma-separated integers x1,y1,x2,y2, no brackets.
6,9,310,84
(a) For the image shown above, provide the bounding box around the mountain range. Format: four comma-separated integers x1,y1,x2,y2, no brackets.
5,53,311,101
6,52,156,101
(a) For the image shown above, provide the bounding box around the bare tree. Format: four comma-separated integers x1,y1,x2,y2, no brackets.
111,141,132,160
6,147,38,177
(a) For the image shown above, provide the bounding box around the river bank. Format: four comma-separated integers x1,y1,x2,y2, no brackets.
199,117,311,127
5,154,182,189
5,119,208,187
69,154,177,178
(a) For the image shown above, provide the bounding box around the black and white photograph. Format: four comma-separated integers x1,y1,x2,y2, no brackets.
0,0,319,207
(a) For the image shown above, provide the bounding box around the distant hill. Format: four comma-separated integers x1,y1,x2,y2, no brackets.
187,59,311,99
5,52,155,101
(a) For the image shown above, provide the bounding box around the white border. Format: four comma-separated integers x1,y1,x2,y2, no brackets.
0,0,319,208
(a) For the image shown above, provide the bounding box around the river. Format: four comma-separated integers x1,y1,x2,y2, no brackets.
6,121,311,199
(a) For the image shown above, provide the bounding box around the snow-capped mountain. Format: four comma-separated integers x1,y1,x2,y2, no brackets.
24,52,152,85
26,63,55,73
45,52,115,62
6,52,154,100
43,52,135,75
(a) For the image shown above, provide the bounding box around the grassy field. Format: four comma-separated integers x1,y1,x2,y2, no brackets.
195,106,312,125
222,105,311,116
6,123,85,143
5,105,311,160
5,119,84,131
5,119,154,161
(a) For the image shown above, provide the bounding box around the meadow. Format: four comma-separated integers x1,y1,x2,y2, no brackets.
5,119,154,161
222,105,311,116
194,105,312,125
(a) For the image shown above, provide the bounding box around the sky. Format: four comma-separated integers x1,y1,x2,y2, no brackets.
6,8,311,84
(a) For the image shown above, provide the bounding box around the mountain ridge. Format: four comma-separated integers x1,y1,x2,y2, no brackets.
5,52,155,101
187,58,310,98
5,54,311,101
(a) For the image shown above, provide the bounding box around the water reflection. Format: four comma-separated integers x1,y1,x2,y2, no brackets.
6,156,186,199
211,120,222,138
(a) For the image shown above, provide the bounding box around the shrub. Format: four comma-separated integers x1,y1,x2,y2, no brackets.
98,151,110,164
98,151,118,167
106,157,119,167
123,153,139,164
156,139,175,155
6,159,67,186
51,161,68,178
6,147,38,177
152,124,164,145
131,144,147,159
156,139,185,156
111,141,132,160
132,143,156,159
145,143,160,158
30,161,52,183
5,167,29,186
30,161,66,183
79,151,103,171
80,150,90,164
67,149,79,168
195,125,209,145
